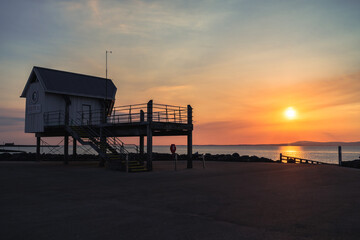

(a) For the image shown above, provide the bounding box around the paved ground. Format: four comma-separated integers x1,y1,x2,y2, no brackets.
0,160,359,240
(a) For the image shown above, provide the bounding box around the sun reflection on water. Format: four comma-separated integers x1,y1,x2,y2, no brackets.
279,146,304,161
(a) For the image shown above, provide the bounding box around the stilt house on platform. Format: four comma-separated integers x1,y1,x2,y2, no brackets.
20,66,193,171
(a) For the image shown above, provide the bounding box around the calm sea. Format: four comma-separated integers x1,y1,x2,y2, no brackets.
2,145,360,164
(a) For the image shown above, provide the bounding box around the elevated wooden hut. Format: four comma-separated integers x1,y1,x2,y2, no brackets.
20,66,116,132
21,66,193,171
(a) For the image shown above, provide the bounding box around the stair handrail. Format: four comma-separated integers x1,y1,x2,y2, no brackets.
70,111,135,156
100,127,133,155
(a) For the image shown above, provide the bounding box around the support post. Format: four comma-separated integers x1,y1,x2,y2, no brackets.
36,136,41,161
140,110,145,156
63,95,71,126
63,95,71,165
338,146,342,166
174,154,177,171
147,100,153,171
73,137,77,160
64,134,69,165
280,153,282,163
140,136,144,155
187,105,193,169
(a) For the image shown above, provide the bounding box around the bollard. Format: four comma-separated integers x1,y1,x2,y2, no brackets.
174,153,177,171
202,154,205,168
338,146,342,166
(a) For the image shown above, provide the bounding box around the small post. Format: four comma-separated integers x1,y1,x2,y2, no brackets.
126,154,129,173
36,136,41,161
279,153,282,163
140,110,145,122
202,154,205,168
338,146,342,166
174,153,177,171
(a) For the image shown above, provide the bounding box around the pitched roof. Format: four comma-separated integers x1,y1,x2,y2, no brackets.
20,66,117,100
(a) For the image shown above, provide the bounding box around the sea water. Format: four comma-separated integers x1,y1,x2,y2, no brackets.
2,145,359,164
155,145,360,164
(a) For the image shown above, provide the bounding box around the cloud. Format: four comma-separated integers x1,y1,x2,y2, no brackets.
146,85,191,92
0,113,24,136
0,116,24,126
58,0,226,37
196,119,279,132
237,71,360,115
88,0,100,18
285,72,360,113
0,107,25,128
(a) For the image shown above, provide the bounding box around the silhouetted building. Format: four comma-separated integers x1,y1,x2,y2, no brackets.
21,66,193,171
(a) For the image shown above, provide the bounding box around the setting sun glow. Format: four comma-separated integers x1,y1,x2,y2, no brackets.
1,1,360,146
284,107,297,120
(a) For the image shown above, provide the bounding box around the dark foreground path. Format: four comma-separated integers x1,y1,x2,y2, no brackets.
0,161,359,240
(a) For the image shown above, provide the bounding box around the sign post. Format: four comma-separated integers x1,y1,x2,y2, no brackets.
170,144,177,170
202,154,205,168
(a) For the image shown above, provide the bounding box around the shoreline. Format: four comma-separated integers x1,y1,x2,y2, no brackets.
1,152,359,168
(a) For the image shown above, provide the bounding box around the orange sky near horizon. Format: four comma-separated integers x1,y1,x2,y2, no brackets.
0,0,360,145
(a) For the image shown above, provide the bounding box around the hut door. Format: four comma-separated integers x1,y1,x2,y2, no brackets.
82,104,91,125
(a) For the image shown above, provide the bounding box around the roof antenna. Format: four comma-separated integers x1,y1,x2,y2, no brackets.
105,50,112,100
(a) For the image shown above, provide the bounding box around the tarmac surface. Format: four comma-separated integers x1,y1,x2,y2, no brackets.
0,160,359,240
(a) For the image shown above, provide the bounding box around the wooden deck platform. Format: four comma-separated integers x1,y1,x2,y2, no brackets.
34,100,193,171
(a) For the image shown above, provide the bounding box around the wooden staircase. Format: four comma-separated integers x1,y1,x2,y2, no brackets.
66,125,147,172
106,154,147,172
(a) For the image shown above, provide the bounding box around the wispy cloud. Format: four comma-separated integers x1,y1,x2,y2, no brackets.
279,72,360,114
58,0,226,37
147,85,191,92
235,71,360,115
0,108,24,127
0,116,24,125
1,0,360,144
0,112,24,135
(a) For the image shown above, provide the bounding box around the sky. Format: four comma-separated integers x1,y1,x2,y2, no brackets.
0,0,360,145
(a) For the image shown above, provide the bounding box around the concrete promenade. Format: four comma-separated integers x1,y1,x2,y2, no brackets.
0,161,359,240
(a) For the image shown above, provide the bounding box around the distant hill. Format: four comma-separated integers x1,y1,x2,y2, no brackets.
227,141,360,146
288,141,360,146
196,141,360,146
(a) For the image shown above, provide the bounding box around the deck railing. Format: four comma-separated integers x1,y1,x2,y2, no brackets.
72,101,190,125
44,111,65,126
43,100,192,127
108,102,189,124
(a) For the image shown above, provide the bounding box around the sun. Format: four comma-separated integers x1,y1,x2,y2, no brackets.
284,107,297,120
